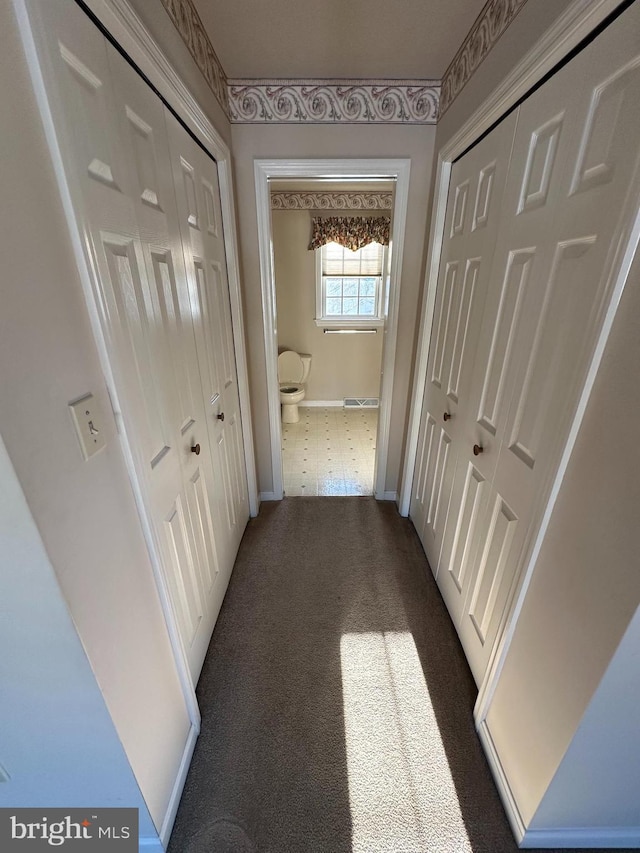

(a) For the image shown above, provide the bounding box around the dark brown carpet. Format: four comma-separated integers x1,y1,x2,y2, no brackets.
168,497,616,853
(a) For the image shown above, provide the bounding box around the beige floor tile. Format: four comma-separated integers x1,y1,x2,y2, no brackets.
280,407,378,497
317,477,347,496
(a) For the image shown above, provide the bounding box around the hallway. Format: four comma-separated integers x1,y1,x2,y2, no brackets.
167,498,615,853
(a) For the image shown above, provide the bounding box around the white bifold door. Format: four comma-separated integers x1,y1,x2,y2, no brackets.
411,3,640,685
26,0,249,684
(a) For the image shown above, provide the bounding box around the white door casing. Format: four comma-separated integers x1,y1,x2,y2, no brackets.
254,158,411,502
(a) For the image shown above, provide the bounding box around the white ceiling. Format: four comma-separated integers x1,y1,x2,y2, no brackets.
191,0,488,80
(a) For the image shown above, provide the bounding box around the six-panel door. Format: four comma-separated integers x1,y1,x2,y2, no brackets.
413,2,640,685
32,0,249,684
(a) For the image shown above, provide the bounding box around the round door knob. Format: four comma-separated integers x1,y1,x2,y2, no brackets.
217,412,225,422
473,444,483,456
443,412,451,422
191,443,201,455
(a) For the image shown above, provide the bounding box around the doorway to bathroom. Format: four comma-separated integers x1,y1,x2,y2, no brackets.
272,178,391,495
254,159,411,500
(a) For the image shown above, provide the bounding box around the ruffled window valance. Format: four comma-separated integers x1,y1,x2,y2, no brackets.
308,216,391,252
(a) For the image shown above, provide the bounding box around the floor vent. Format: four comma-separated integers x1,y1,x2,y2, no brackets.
344,398,379,409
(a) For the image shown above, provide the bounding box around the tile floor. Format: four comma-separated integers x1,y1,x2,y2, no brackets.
281,406,378,496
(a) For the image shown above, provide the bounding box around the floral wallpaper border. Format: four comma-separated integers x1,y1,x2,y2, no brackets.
440,0,529,117
159,0,230,118
271,192,393,211
160,0,530,123
228,80,439,124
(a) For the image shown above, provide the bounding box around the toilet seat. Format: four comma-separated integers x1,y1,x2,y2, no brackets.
277,350,311,423
277,350,304,384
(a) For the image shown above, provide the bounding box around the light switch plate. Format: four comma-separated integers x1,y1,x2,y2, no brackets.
69,393,107,460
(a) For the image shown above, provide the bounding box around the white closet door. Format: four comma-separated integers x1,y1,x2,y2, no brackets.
105,40,226,682
456,4,640,683
166,113,249,575
26,0,246,683
410,111,517,573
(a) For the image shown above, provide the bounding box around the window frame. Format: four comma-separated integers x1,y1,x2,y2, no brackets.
314,242,387,328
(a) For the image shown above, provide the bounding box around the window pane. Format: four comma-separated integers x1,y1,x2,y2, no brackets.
343,298,358,315
342,279,358,297
359,297,375,315
326,278,342,297
359,278,376,297
326,297,342,315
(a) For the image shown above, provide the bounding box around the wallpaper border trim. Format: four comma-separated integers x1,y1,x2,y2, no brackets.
158,0,230,118
440,0,530,117
271,191,393,210
159,0,530,122
228,80,439,124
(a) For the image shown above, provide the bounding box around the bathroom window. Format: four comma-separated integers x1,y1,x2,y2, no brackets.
315,241,386,328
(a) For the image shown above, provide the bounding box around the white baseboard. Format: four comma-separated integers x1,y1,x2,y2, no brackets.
380,490,398,502
139,837,164,851
477,718,640,848
476,718,527,845
299,400,343,408
521,827,640,848
159,722,198,847
259,491,279,502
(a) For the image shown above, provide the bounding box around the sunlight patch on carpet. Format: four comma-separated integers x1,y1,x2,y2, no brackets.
340,631,470,853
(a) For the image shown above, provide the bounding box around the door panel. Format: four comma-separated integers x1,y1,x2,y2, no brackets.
459,6,640,683
447,461,487,594
475,249,534,438
166,112,249,577
447,258,480,404
164,496,204,649
414,2,640,687
410,111,518,569
31,0,248,684
412,111,518,581
107,41,229,682
467,494,518,644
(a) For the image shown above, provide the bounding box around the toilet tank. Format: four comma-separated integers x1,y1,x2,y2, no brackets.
299,353,312,384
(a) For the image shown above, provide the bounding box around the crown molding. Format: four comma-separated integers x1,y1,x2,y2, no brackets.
158,0,230,118
271,191,393,210
228,80,439,124
440,0,529,117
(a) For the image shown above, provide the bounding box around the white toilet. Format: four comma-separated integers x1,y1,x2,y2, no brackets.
278,350,312,423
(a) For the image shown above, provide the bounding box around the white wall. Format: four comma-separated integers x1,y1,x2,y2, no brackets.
232,123,436,495
531,606,640,830
485,248,640,828
273,208,385,401
1,0,191,830
0,434,156,838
